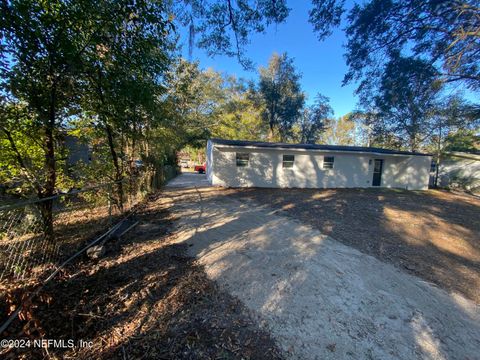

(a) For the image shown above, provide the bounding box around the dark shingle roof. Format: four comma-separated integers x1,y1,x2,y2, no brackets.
210,139,432,156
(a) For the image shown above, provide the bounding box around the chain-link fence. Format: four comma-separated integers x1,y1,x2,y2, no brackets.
0,166,177,287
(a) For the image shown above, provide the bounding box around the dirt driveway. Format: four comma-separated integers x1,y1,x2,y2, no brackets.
168,171,211,188
165,175,480,360
225,187,480,303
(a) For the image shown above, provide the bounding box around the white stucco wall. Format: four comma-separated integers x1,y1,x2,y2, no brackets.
208,145,431,190
438,153,480,193
381,156,432,190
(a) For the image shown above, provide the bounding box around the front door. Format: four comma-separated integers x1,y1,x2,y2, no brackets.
372,159,384,186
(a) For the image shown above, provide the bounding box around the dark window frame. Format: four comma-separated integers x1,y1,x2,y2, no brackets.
236,152,250,167
282,154,295,168
323,156,334,169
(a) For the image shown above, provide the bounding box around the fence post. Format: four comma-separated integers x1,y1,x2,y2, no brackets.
107,184,113,226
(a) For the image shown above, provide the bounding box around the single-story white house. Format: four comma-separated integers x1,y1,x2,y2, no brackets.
206,139,432,190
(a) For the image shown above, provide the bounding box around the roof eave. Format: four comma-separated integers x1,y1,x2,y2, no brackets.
213,143,432,157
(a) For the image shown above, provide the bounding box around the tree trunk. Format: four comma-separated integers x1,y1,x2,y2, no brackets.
268,123,275,141
268,105,276,141
38,199,54,243
434,125,442,188
105,123,123,211
409,132,417,152
40,82,57,242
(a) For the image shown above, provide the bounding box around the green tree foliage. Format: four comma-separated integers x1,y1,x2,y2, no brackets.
1,0,93,202
165,60,226,145
320,114,360,146
426,95,479,156
79,0,175,207
0,102,66,194
297,94,333,144
170,54,331,148
444,129,480,153
258,53,305,141
309,0,480,92
1,0,111,235
1,0,292,236
309,0,480,154
372,55,443,151
345,111,373,147
1,0,176,220
166,61,267,146
214,78,268,141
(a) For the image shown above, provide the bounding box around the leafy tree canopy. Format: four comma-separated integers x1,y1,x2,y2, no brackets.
258,52,305,141
297,94,333,144
444,129,480,153
372,54,443,151
309,0,480,93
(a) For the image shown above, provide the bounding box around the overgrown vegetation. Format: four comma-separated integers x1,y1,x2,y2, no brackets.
309,0,480,152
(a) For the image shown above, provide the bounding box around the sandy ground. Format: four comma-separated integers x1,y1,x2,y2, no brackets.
224,187,480,303
165,174,480,360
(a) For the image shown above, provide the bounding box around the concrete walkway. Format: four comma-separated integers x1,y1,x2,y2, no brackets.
164,176,480,360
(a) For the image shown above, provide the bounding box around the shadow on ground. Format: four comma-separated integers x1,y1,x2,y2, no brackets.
220,187,480,303
164,185,480,359
0,193,282,360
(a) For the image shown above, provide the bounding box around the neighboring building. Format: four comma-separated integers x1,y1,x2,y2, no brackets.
64,135,91,167
206,139,432,190
436,152,480,194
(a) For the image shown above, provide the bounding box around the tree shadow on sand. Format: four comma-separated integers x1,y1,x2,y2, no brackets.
222,187,480,303
1,200,282,360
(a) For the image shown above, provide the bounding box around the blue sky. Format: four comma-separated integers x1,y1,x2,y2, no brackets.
179,2,358,117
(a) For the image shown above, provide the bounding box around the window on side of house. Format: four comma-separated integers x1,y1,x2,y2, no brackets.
323,156,334,169
236,152,249,167
283,154,295,168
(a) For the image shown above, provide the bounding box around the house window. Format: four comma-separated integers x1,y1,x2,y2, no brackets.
283,155,295,168
236,153,249,167
323,156,334,169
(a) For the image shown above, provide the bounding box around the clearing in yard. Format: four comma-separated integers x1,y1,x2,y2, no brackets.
165,173,480,359
224,186,480,303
